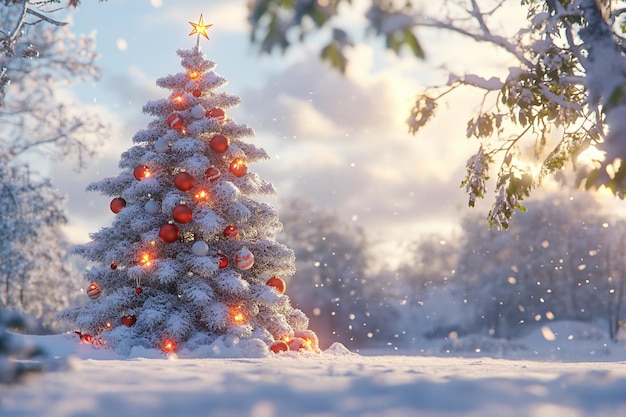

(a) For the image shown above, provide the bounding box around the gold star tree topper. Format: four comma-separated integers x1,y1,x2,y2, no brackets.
189,14,213,46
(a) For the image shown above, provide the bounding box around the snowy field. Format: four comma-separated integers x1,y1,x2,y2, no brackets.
3,322,626,417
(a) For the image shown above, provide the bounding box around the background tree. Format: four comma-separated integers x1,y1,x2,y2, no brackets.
1,2,104,167
0,1,105,327
279,198,371,347
454,192,618,338
0,157,79,329
249,0,626,227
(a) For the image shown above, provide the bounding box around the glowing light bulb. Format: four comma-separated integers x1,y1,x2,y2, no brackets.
230,306,246,324
189,71,199,79
140,253,152,267
162,339,176,353
195,189,209,201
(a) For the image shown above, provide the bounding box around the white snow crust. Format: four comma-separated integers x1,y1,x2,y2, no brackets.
2,321,626,417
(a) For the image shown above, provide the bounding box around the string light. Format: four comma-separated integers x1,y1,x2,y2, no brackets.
230,305,246,324
188,71,199,79
162,339,176,353
194,188,209,201
140,253,152,267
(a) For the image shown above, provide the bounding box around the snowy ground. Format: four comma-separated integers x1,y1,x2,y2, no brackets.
2,322,626,417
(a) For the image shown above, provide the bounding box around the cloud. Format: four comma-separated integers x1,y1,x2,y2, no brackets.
239,45,483,247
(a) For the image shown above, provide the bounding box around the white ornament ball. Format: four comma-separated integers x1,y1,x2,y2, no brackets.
235,246,255,270
145,199,161,214
155,137,170,153
190,104,206,120
192,241,209,257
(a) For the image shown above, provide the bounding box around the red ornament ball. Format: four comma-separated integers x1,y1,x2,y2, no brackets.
87,283,102,300
205,166,221,182
223,225,239,239
289,338,309,352
110,262,118,270
208,108,225,120
133,165,151,181
172,204,193,224
235,246,255,270
192,89,202,98
270,340,290,353
218,253,229,268
174,172,194,192
135,287,143,294
209,134,229,153
121,315,137,327
110,197,126,214
159,223,180,244
167,113,184,130
266,276,286,294
229,159,248,177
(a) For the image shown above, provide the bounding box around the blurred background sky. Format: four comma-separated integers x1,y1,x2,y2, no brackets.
44,0,622,266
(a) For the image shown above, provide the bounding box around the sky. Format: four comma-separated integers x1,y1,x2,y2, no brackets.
42,0,623,266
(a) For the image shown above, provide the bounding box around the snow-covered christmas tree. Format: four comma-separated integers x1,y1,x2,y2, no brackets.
59,16,319,356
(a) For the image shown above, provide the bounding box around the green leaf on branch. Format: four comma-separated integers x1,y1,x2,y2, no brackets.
321,41,347,74
385,29,425,59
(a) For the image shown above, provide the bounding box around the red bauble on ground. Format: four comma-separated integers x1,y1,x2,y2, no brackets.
218,253,229,268
266,276,286,294
87,283,102,300
288,338,309,352
174,172,194,191
167,113,184,130
207,108,225,120
110,262,118,270
133,165,151,180
270,340,289,353
223,225,239,239
209,134,229,153
205,166,221,182
121,315,137,327
110,197,126,214
172,204,193,224
229,158,248,177
159,223,180,243
135,287,143,294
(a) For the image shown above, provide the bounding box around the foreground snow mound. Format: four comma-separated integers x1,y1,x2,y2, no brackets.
4,354,626,417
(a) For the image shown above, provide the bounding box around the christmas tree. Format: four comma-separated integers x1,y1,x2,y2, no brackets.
59,16,319,356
